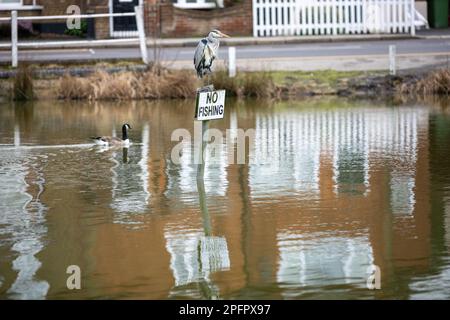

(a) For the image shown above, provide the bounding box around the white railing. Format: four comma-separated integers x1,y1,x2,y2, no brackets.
253,0,416,37
0,6,148,67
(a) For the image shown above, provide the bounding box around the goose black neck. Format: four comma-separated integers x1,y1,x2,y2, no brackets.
122,125,128,140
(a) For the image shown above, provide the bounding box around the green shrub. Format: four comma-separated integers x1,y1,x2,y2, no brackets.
64,20,88,38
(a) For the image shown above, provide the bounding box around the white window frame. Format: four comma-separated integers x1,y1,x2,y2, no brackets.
0,0,42,11
173,0,224,9
109,0,143,38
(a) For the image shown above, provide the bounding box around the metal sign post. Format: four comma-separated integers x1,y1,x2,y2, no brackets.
195,86,226,179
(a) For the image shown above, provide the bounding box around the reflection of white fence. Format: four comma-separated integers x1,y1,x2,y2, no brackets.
0,6,148,67
253,0,416,37
276,234,374,293
249,107,426,205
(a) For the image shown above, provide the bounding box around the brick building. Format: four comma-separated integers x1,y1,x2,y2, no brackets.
0,0,254,39
152,0,253,38
0,0,441,40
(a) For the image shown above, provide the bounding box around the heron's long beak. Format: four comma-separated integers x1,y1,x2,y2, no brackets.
220,32,230,38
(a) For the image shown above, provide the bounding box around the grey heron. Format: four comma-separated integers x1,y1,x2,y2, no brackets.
194,29,230,80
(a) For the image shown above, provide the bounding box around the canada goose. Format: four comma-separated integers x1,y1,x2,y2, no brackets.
91,123,132,146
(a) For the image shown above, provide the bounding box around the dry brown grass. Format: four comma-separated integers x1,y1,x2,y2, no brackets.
211,70,240,95
13,63,34,101
400,69,450,96
57,67,276,100
58,74,93,100
137,69,196,99
57,69,198,100
241,72,275,98
211,69,275,98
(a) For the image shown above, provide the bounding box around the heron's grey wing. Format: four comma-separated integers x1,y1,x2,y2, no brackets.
204,44,214,68
194,40,207,71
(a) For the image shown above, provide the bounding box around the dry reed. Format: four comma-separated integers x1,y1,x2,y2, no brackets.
57,69,198,100
400,69,450,96
57,67,276,100
211,69,275,98
13,63,34,100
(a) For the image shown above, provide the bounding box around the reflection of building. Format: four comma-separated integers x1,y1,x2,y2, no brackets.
250,107,425,208
156,103,432,298
0,150,49,299
240,105,431,298
1,99,439,299
407,111,450,299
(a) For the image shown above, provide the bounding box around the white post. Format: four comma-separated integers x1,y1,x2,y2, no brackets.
410,0,415,36
11,10,18,68
389,45,396,75
135,6,149,65
14,125,20,147
228,47,236,78
252,0,258,37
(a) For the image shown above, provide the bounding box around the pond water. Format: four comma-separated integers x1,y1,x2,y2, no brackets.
0,97,450,299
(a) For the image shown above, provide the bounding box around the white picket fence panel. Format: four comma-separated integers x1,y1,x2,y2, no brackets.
252,0,415,37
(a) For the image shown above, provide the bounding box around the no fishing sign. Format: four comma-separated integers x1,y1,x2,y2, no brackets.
195,90,226,121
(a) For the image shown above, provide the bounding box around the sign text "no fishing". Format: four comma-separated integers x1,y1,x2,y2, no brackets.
195,90,226,121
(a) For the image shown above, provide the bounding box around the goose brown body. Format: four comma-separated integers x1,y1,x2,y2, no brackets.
91,124,131,146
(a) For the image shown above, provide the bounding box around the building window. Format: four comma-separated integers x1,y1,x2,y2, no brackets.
0,0,41,10
172,0,224,9
0,0,22,5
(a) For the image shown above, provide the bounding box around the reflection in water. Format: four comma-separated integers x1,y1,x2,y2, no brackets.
333,111,369,196
1,99,450,299
446,200,450,248
409,262,450,299
165,177,230,299
248,106,427,297
390,172,416,216
0,150,49,299
165,123,228,201
110,124,150,225
197,177,230,298
409,195,450,299
250,107,425,213
14,125,20,147
277,233,374,297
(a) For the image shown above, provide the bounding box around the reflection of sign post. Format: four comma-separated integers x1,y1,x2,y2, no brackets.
195,88,226,178
196,171,230,299
195,90,226,121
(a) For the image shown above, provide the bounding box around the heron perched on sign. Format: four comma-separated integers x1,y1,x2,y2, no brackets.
194,29,230,79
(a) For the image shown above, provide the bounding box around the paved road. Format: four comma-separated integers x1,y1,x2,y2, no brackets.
1,38,449,71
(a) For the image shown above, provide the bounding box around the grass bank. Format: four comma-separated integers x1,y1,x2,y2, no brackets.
0,62,448,101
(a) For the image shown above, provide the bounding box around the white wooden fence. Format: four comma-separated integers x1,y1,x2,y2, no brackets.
252,0,416,37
